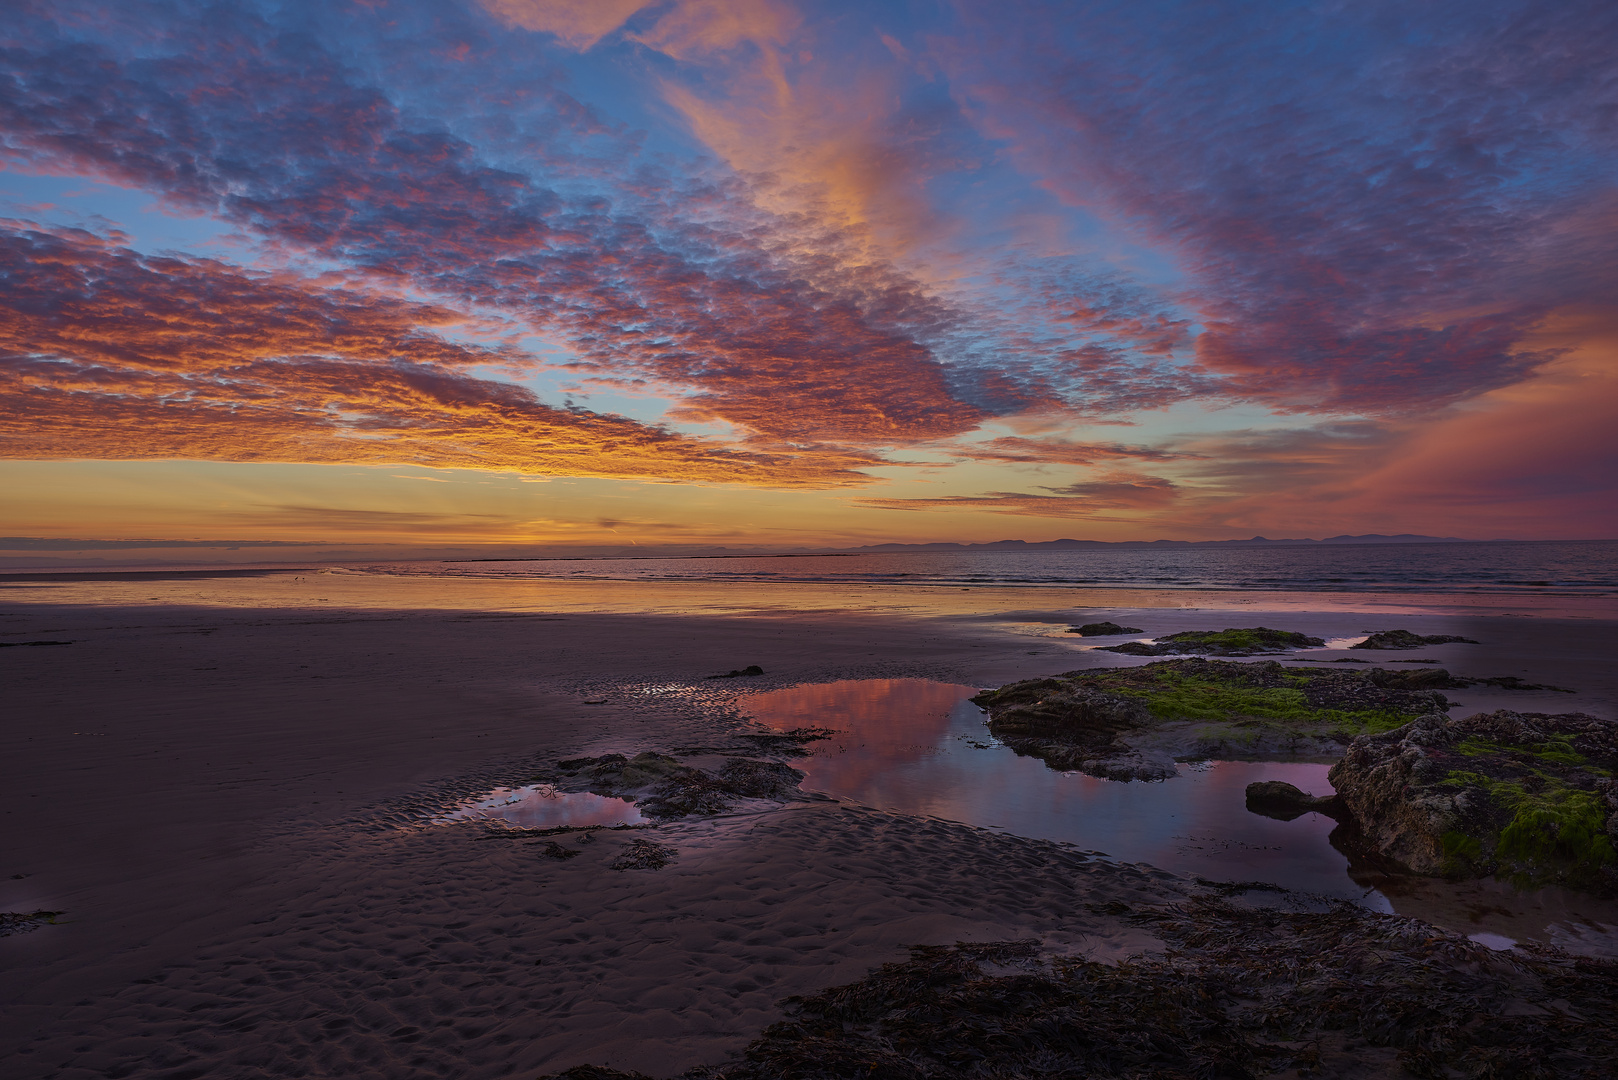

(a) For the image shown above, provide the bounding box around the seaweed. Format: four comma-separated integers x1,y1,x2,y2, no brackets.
0,909,63,937
610,837,678,871
1054,659,1442,733
542,898,1618,1080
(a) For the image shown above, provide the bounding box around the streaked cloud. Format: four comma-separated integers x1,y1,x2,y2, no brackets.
0,222,870,485
856,473,1178,517
0,0,1612,543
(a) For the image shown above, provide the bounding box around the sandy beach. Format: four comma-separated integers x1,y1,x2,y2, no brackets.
2,572,1615,1078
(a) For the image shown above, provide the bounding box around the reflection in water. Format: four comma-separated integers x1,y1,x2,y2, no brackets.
440,785,644,829
742,678,1618,955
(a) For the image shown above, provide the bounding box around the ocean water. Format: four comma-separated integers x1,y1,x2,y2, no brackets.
364,539,1617,596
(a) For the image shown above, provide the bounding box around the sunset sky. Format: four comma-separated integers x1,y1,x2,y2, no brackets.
3,0,1615,560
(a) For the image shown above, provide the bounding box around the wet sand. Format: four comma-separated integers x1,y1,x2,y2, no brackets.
1,573,1614,1078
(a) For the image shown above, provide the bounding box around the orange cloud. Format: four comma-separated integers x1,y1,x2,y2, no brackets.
635,1,952,267
855,474,1179,517
478,0,649,49
0,223,874,486
942,436,1195,466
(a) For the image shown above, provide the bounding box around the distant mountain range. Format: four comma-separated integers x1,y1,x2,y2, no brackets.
849,533,1478,552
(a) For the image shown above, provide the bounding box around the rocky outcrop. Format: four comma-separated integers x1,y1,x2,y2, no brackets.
1328,711,1618,892
972,659,1455,780
1096,627,1324,656
1350,629,1479,650
706,664,765,678
1067,621,1143,636
1244,781,1342,821
972,681,1174,780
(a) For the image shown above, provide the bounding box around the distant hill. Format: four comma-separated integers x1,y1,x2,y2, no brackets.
849,533,1477,552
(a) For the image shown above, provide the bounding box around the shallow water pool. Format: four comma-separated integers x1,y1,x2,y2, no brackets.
440,785,644,829
740,678,1618,955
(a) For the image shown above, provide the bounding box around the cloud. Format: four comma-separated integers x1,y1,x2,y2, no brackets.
855,473,1178,517
2,0,1613,542
0,4,996,447
943,436,1194,466
0,0,1208,445
0,221,871,485
480,0,649,50
0,536,326,550
941,0,1618,413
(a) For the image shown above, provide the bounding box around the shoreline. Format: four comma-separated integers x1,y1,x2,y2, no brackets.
2,577,1614,1077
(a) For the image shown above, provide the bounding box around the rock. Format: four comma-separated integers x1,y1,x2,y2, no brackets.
540,1068,654,1080
1067,621,1144,636
547,903,1618,1080
1244,780,1341,821
972,659,1458,779
970,680,1161,781
1349,629,1479,650
1095,627,1325,657
1328,710,1618,893
978,683,1152,742
706,664,765,679
1467,675,1574,693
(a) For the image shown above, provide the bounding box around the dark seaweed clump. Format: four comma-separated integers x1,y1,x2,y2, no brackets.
1095,627,1324,656
609,838,678,871
542,898,1618,1080
674,727,840,758
635,759,806,818
0,910,63,936
555,751,806,818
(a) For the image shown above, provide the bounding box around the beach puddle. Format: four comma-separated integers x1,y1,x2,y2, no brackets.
740,678,1618,955
439,785,645,829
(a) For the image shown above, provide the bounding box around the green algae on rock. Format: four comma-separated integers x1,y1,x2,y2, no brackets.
1330,710,1618,894
1094,626,1324,656
971,659,1452,779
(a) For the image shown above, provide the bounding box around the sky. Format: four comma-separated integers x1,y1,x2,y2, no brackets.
2,0,1615,560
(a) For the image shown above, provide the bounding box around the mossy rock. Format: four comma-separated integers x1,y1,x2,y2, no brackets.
971,660,1452,777
1094,626,1324,656
1330,710,1618,893
977,659,1447,734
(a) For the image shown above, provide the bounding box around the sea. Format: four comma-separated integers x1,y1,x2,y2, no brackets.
359,539,1618,597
